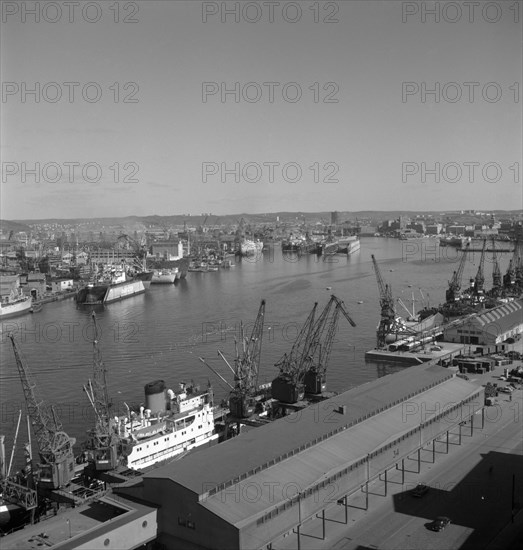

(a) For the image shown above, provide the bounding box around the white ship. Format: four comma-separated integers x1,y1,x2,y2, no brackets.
240,239,263,256
0,291,33,319
116,381,219,471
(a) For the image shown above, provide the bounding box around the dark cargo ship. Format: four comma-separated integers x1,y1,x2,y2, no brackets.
76,267,152,305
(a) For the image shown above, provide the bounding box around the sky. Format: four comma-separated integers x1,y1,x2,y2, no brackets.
1,0,522,219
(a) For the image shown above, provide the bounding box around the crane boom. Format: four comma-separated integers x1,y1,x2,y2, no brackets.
473,239,487,294
9,335,75,489
83,312,118,471
274,302,318,381
492,237,502,290
446,242,470,303
236,299,265,392
315,296,356,376
371,255,396,347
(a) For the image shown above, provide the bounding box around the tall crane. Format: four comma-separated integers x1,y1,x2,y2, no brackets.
272,296,356,402
491,237,502,293
200,300,266,419
503,238,521,290
117,233,148,270
371,255,396,348
471,239,487,299
9,335,76,490
302,296,356,395
445,242,470,304
272,302,318,403
225,300,266,418
83,313,118,472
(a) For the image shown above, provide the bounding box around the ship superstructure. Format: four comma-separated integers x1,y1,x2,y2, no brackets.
117,381,219,471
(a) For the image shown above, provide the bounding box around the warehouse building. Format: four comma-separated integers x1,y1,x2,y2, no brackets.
115,363,484,550
443,300,523,346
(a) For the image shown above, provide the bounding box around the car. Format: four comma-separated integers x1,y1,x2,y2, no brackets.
411,483,429,497
498,386,513,393
498,376,508,381
427,516,451,532
456,373,469,381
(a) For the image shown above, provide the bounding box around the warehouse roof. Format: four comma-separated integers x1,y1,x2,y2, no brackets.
145,363,457,496
201,377,482,528
463,300,523,332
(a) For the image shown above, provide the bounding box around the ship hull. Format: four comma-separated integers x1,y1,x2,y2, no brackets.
0,296,33,319
133,271,153,289
337,236,361,255
151,271,177,284
76,280,145,305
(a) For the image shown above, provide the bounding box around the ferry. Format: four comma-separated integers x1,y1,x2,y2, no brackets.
116,381,219,471
0,291,32,319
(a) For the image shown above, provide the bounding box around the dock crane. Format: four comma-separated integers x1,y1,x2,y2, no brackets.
302,296,356,395
471,239,487,300
272,296,356,403
371,255,396,348
225,300,266,418
8,335,76,490
271,303,318,403
503,238,521,290
200,300,266,419
445,242,470,304
116,233,149,271
491,237,502,294
83,313,118,472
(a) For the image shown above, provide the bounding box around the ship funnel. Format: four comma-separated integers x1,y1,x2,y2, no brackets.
144,380,167,413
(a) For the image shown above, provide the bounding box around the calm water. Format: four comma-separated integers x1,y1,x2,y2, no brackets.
0,237,513,466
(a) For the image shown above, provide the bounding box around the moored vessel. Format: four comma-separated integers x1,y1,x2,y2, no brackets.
116,380,219,471
151,269,178,284
0,292,33,319
240,239,263,256
76,266,147,305
337,235,361,254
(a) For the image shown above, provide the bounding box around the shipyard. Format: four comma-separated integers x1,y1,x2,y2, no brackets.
1,1,521,548
1,211,523,550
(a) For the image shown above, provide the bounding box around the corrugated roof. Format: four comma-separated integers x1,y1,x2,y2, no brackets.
145,363,454,495
469,300,523,332
201,379,482,527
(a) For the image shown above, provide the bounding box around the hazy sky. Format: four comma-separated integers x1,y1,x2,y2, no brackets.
1,0,521,219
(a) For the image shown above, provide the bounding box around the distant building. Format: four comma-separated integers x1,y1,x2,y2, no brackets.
443,300,523,346
151,241,184,260
359,225,377,236
89,249,135,264
425,224,442,235
447,225,466,235
23,272,46,299
50,278,74,293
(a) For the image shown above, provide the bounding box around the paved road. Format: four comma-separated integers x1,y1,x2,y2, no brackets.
275,365,523,550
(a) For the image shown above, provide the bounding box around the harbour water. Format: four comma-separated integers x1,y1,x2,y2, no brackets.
0,237,514,469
